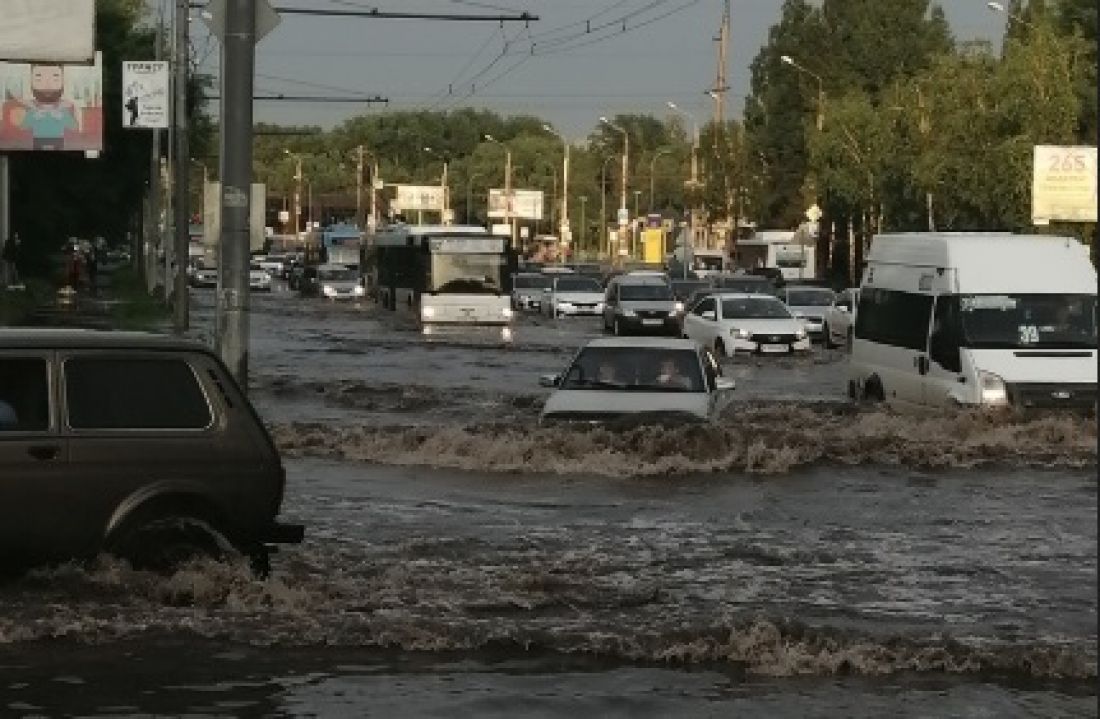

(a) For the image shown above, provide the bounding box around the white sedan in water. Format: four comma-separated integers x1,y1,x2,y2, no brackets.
538,337,734,424
542,275,606,318
682,292,810,356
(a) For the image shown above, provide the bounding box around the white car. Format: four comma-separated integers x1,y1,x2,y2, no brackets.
822,288,859,349
682,292,810,356
248,265,272,292
317,263,365,301
538,337,734,424
779,286,836,340
543,275,605,318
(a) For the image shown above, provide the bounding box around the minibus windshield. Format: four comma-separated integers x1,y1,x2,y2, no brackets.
959,294,1097,349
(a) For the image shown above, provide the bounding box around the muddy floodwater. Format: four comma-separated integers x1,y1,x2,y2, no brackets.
2,288,1096,718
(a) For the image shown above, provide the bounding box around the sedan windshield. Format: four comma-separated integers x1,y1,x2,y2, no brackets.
959,293,1097,349
620,284,672,301
514,275,552,290
722,297,791,319
319,269,357,281
555,277,602,292
715,277,776,294
786,288,835,306
559,347,704,393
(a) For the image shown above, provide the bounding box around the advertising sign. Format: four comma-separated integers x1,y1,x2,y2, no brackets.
1032,145,1098,224
393,184,445,212
487,189,544,220
0,1,95,63
0,51,102,151
122,61,169,129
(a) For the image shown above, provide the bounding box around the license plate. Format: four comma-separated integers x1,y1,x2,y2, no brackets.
760,343,789,353
642,318,662,326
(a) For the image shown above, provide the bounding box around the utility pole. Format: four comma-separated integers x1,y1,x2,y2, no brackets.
147,10,164,294
710,0,731,253
172,0,190,333
356,144,364,231
216,0,257,388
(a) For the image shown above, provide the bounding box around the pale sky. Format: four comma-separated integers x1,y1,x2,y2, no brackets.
181,1,1006,136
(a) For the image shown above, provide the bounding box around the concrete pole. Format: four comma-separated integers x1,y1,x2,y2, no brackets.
579,195,586,257
172,0,190,333
441,160,450,224
216,0,256,388
147,13,164,294
619,134,628,215
560,144,569,240
505,148,515,248
0,155,8,288
356,144,363,231
370,160,379,230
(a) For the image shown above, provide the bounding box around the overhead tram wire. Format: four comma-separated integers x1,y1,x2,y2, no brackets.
187,3,537,22
430,0,696,109
531,0,701,56
424,25,507,110
204,94,389,103
422,0,664,108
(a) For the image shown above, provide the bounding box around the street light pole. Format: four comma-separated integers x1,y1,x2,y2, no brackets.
484,135,514,247
579,195,587,257
600,116,629,222
780,54,825,131
649,147,672,213
355,144,364,231
172,0,190,333
600,155,614,258
632,189,641,259
424,146,451,224
542,125,570,243
666,102,699,187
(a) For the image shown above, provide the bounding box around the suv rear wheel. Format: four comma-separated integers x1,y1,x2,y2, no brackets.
108,514,259,575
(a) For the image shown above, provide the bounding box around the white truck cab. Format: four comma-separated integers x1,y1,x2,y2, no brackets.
849,232,1096,410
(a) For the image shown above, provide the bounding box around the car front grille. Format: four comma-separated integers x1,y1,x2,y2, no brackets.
635,310,669,319
1006,382,1097,409
750,333,798,344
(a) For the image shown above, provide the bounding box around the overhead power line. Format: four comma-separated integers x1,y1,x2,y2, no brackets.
188,2,538,22
205,94,390,103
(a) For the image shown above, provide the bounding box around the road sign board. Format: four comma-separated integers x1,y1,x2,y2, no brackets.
202,0,282,43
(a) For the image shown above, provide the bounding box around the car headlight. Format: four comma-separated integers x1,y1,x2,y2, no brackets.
422,306,436,319
502,306,514,319
978,370,1008,406
622,308,636,317
730,327,751,339
795,327,807,340
322,285,336,297
353,285,366,296
673,301,685,313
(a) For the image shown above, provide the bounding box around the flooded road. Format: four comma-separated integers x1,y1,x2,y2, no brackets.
1,287,1095,717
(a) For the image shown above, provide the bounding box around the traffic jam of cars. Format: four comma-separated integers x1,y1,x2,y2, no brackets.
185,226,1097,428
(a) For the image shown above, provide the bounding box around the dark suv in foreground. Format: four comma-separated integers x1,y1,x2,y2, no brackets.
0,329,303,574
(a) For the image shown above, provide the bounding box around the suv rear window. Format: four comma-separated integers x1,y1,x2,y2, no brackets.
0,358,50,431
65,357,212,430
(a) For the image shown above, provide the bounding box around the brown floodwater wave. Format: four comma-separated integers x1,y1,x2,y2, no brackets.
270,405,1097,476
0,558,1093,681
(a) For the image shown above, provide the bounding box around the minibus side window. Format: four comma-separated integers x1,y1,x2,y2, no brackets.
856,288,933,351
929,296,962,372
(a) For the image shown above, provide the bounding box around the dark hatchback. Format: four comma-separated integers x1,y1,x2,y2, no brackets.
0,329,303,573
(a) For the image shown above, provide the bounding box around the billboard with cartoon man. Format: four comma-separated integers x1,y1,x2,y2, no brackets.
0,51,102,152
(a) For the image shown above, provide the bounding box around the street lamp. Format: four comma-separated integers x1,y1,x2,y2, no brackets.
283,149,304,241
648,148,672,213
780,54,825,131
599,116,629,229
986,1,1038,30
483,134,515,247
465,171,482,225
666,101,700,188
631,190,642,259
600,155,616,258
542,124,571,243
578,195,587,257
423,146,450,224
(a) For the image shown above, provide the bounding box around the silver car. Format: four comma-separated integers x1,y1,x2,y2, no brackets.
780,286,836,340
539,337,734,424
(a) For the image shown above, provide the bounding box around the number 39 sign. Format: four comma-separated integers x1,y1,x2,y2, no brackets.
1032,145,1098,224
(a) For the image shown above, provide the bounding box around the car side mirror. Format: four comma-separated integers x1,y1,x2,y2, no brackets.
701,310,716,321
715,378,735,392
538,374,559,388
